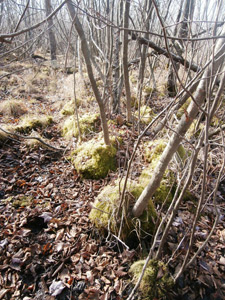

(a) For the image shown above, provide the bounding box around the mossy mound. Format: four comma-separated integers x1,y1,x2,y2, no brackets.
16,114,53,133
0,99,27,117
135,105,155,124
62,113,100,139
130,259,174,300
89,179,157,243
186,119,204,139
144,139,167,163
70,138,117,179
60,99,81,116
139,165,175,205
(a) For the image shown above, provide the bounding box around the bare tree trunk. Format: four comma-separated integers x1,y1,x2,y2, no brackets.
66,0,110,146
45,0,57,61
167,0,195,96
132,26,225,217
122,0,132,122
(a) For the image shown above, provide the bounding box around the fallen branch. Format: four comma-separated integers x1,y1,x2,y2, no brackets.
0,127,65,152
130,33,200,73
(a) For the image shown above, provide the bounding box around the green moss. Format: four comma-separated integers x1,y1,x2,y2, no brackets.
130,259,174,300
70,138,117,179
12,195,33,208
135,105,155,124
62,113,100,139
89,179,157,242
0,99,27,117
139,165,174,205
16,114,53,133
144,139,167,163
60,99,81,116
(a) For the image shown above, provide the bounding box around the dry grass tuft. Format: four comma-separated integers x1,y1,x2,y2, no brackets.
0,99,27,117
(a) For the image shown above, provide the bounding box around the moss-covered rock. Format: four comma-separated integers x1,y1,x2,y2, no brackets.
130,259,174,300
70,137,117,179
62,113,100,139
16,114,53,133
135,105,155,124
89,179,157,242
0,99,27,117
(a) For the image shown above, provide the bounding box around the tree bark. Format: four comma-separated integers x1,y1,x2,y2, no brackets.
122,0,132,122
132,26,225,217
66,0,110,145
45,0,57,61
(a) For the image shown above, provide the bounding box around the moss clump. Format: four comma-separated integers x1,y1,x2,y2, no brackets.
139,165,174,205
16,114,53,133
60,99,81,116
135,105,155,124
70,138,117,179
130,259,174,300
89,179,157,241
24,130,48,149
142,139,176,205
144,139,167,163
62,113,100,139
12,195,33,208
0,99,27,117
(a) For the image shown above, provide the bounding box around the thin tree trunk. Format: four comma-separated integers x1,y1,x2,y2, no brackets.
122,0,132,122
66,0,110,145
45,0,57,61
132,26,225,217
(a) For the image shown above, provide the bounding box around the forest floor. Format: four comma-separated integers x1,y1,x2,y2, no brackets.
0,59,225,300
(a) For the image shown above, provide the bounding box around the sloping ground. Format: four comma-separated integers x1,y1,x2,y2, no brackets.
0,61,225,300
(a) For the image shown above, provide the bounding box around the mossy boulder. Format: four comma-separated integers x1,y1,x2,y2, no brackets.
135,105,155,124
70,138,117,179
0,99,27,117
16,114,53,133
62,113,100,139
130,259,174,300
89,179,157,242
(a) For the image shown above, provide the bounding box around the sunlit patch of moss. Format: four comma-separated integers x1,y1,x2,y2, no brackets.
144,139,167,163
12,195,33,208
130,259,174,300
60,99,81,116
135,105,155,124
89,179,157,242
0,99,27,117
16,114,53,133
70,138,117,179
62,113,100,139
